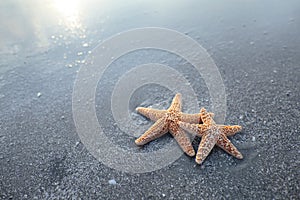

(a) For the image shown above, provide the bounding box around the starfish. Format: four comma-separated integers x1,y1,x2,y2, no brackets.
135,93,209,156
179,107,243,164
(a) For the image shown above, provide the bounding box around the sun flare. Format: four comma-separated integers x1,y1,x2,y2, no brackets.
52,0,80,17
51,0,83,31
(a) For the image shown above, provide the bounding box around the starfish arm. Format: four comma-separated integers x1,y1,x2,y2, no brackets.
178,122,207,136
168,93,182,112
195,132,218,164
136,107,167,121
218,125,242,136
199,107,214,124
180,113,201,123
181,112,215,124
135,117,168,145
169,125,195,156
216,133,243,159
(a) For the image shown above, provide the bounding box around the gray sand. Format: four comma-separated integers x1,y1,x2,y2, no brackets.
0,0,299,199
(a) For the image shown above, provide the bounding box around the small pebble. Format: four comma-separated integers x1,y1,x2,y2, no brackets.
252,136,256,142
37,92,42,97
108,179,117,185
75,141,80,147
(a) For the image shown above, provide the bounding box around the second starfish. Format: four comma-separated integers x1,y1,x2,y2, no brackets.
179,107,243,164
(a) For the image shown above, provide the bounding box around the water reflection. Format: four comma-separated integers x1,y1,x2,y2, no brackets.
0,0,86,54
53,0,80,18
52,0,84,34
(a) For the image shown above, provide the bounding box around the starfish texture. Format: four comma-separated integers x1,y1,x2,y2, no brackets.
179,107,243,164
135,93,208,156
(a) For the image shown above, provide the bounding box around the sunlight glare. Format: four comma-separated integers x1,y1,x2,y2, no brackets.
51,0,84,32
53,0,80,17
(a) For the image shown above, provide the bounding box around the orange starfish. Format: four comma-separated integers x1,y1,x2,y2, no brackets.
179,107,243,164
135,93,208,156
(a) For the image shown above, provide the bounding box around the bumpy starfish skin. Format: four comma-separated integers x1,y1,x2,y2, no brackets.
136,108,213,124
179,107,243,164
135,93,202,156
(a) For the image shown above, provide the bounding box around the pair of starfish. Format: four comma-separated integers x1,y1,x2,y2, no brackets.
135,93,243,164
